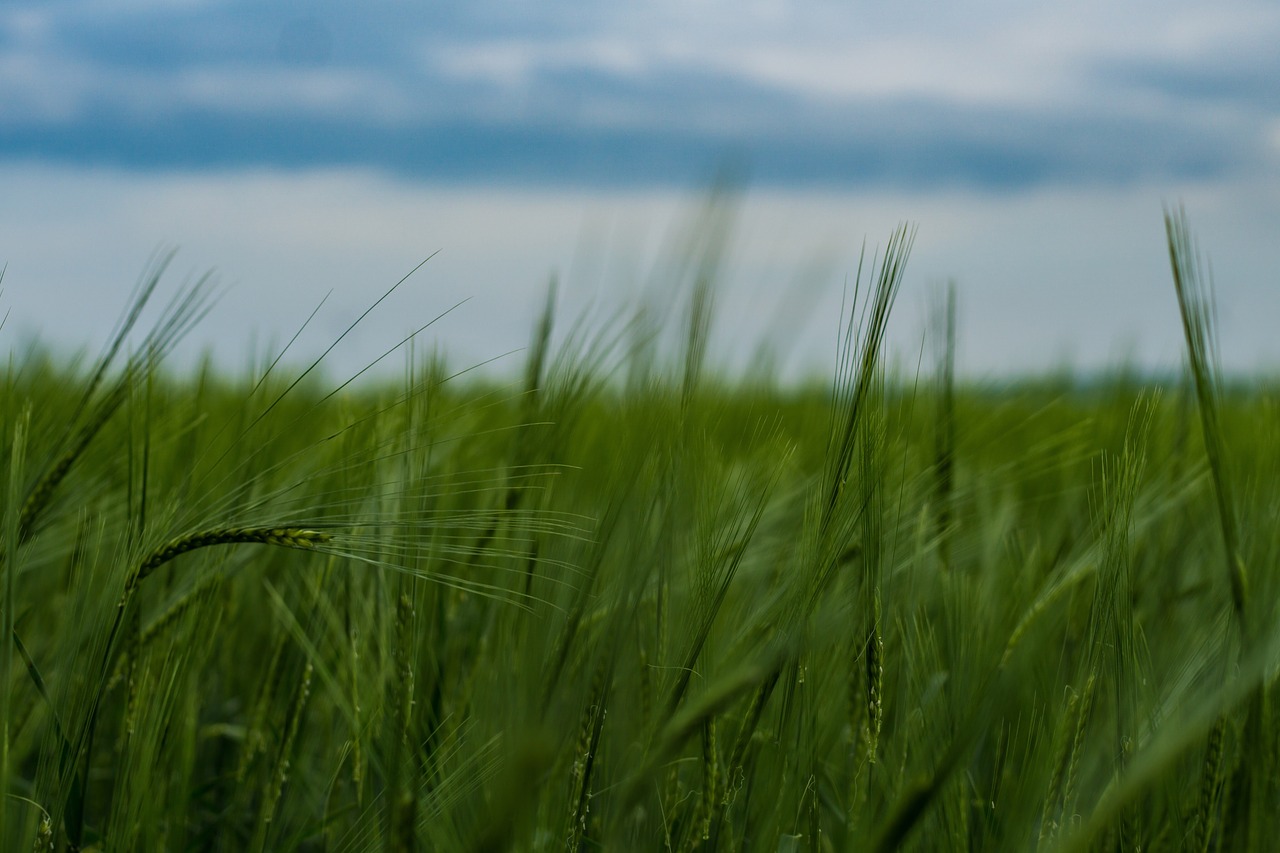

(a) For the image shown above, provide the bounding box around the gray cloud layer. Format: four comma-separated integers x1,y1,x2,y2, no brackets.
3,0,1278,188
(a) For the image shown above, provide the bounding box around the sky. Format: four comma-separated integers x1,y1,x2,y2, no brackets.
2,0,1279,381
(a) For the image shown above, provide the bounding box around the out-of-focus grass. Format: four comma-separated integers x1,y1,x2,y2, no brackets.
1,210,1278,851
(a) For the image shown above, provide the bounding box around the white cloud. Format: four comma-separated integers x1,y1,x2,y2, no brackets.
1268,119,1280,154
1,7,54,42
422,1,1280,116
0,41,415,123
433,37,656,87
0,50,91,120
171,65,414,119
2,0,1278,241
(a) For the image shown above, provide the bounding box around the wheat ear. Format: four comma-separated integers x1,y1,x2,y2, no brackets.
129,527,331,590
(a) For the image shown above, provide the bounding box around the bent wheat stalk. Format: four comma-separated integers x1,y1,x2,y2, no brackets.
128,526,332,591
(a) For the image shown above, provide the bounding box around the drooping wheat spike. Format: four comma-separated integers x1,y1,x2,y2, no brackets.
129,527,331,590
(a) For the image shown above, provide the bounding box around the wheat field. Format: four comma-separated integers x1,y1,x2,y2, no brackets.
1,209,1278,851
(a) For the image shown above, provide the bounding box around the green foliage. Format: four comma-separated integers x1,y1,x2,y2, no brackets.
2,212,1279,851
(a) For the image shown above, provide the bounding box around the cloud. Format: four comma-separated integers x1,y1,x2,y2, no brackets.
1,0,1278,189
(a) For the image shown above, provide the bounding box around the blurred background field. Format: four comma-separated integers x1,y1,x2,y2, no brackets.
2,211,1279,850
